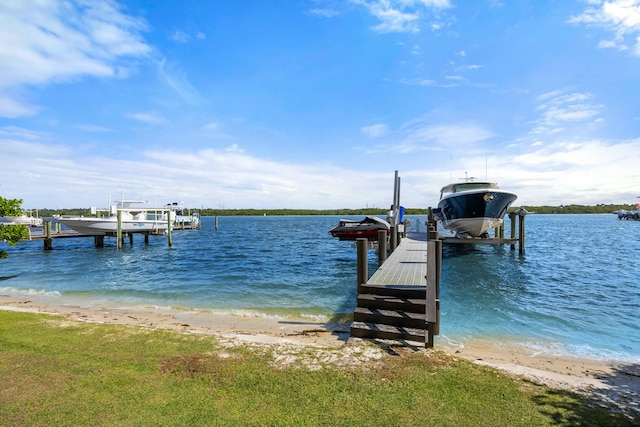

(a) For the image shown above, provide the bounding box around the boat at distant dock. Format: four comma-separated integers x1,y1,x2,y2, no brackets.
57,199,169,236
433,178,517,238
164,202,200,228
328,216,390,241
1,210,43,227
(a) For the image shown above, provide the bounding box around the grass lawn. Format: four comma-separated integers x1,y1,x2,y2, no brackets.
0,310,636,426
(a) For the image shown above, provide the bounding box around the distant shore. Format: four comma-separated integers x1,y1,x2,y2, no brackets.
1,294,638,417
21,204,635,219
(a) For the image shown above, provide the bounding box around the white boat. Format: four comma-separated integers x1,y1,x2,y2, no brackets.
164,202,200,228
2,215,43,227
57,200,168,236
433,178,517,238
1,210,43,227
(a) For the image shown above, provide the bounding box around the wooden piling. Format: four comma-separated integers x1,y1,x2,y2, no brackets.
167,210,172,247
44,221,52,250
356,237,368,293
377,230,387,266
117,210,123,249
518,212,525,255
389,225,397,252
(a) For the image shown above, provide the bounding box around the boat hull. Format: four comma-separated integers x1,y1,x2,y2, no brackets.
58,218,168,236
437,189,517,237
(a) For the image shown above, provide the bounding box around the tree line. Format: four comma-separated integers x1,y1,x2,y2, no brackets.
24,204,635,218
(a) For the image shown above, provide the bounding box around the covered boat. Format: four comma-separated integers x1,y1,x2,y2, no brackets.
328,216,390,241
433,180,517,238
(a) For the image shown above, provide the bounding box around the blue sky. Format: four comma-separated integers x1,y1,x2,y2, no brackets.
1,0,639,209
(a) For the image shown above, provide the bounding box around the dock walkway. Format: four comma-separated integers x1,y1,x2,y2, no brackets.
366,233,428,288
350,232,440,347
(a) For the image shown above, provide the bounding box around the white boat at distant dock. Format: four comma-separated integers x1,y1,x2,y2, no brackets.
164,202,200,229
57,199,169,236
1,209,43,227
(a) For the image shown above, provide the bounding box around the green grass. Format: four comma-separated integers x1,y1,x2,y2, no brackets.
0,310,636,426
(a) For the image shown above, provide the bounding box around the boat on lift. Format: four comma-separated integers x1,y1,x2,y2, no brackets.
433,176,517,238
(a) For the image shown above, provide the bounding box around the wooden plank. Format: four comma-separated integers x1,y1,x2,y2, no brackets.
350,321,425,342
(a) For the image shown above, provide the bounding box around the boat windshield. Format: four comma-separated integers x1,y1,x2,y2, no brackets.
452,182,496,192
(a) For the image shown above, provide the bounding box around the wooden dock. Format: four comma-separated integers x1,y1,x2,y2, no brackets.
21,218,196,250
350,231,441,347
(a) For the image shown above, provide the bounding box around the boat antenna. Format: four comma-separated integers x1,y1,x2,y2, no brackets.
485,153,488,180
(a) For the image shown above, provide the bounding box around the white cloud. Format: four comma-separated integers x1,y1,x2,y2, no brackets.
156,58,205,105
570,0,640,55
309,8,342,18
0,0,151,118
170,30,191,43
170,29,206,43
350,0,451,33
127,112,167,125
531,90,603,135
0,137,396,209
367,122,495,154
361,123,390,137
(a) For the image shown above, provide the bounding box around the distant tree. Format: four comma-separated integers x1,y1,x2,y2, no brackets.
0,197,29,259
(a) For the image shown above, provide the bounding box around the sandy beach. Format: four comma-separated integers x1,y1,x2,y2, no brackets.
1,295,638,418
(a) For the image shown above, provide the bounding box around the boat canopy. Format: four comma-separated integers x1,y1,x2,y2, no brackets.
440,181,499,195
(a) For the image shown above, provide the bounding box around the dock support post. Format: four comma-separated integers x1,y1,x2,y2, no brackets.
356,238,368,293
509,213,517,251
167,210,173,247
518,212,526,256
425,240,440,348
94,236,104,247
215,216,219,231
389,225,397,253
44,221,52,250
434,238,442,336
144,234,149,244
117,210,123,249
377,230,387,266
128,234,134,245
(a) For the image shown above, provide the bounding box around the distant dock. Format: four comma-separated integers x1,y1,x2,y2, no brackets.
21,217,199,250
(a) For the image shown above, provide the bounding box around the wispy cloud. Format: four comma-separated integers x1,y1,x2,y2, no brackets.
0,0,151,118
349,0,451,33
309,8,342,18
361,123,390,137
127,112,167,125
74,124,114,133
367,121,495,154
531,90,603,135
169,29,206,43
569,0,640,55
170,30,191,43
156,58,206,105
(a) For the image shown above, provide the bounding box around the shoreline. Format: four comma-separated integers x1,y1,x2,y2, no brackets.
1,295,638,417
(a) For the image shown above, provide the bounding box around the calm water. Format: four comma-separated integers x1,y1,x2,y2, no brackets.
1,214,638,362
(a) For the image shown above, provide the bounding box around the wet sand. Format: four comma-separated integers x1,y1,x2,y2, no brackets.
1,295,638,417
